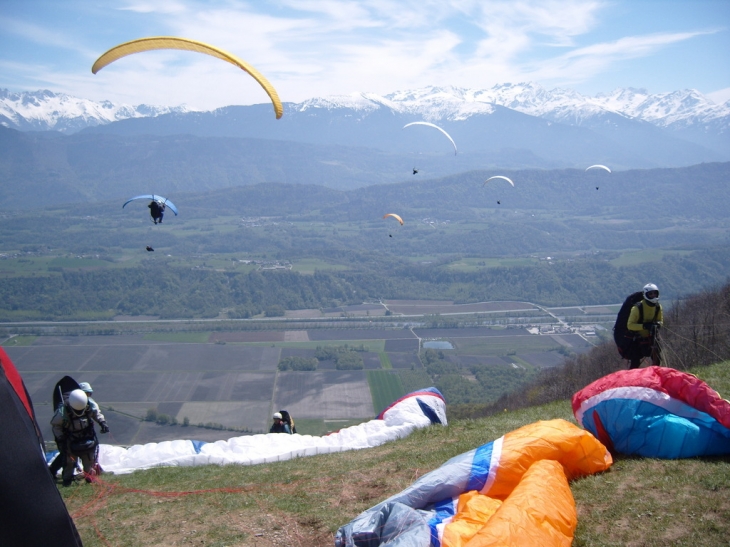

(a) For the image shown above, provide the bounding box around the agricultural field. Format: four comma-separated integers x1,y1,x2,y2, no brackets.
4,299,602,447
385,300,538,315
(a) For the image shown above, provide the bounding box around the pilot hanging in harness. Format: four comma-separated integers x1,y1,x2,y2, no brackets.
51,388,109,486
148,200,165,224
614,283,663,369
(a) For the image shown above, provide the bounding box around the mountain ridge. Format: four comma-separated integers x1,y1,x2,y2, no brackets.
2,83,728,136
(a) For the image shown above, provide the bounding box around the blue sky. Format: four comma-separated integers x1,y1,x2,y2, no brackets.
1,0,728,110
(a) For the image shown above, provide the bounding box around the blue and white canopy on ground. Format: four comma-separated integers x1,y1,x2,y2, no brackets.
572,366,730,458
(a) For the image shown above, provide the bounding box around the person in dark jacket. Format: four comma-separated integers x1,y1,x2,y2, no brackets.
269,412,291,434
148,200,165,224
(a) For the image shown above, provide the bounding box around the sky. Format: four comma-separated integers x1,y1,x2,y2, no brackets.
0,0,729,110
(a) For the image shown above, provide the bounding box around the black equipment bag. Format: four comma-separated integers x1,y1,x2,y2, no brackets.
613,291,644,356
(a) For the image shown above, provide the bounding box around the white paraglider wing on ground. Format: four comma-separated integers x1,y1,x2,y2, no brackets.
97,388,446,474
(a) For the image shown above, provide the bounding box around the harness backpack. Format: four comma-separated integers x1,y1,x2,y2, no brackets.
279,410,296,434
613,291,661,357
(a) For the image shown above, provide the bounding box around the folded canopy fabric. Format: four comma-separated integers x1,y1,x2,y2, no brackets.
335,419,612,547
572,366,730,458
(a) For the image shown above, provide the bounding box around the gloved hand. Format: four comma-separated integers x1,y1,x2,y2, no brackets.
100,423,110,434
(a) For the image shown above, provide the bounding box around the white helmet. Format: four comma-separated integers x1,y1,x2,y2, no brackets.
273,412,282,420
68,389,88,411
643,283,660,304
78,382,93,394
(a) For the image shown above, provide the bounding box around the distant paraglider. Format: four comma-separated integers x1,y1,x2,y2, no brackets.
484,175,515,187
383,213,404,225
585,164,611,173
92,37,284,119
413,168,419,175
383,213,404,238
123,195,178,224
403,122,457,155
585,164,611,190
146,246,154,252
484,175,515,205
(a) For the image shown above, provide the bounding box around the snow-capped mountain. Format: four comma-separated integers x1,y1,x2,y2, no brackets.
297,82,729,129
2,83,728,163
0,89,195,133
4,83,728,134
292,83,729,156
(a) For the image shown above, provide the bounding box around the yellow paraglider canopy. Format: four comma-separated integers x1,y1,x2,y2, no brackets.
92,37,283,119
383,213,404,225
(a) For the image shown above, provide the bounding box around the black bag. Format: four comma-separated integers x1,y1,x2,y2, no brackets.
613,291,644,356
279,410,296,434
69,438,96,453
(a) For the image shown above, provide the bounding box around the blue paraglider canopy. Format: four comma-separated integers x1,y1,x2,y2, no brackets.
122,194,178,215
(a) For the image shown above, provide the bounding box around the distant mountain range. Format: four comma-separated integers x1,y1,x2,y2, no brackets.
1,84,729,209
0,88,192,133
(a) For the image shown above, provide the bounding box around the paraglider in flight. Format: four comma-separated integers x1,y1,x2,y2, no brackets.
123,195,178,224
484,175,515,187
92,37,283,119
383,213,404,238
585,165,610,190
484,176,514,204
403,122,457,155
413,168,419,175
146,246,154,252
383,213,404,225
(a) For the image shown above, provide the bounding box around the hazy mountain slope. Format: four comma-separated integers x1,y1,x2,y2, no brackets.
83,101,722,169
0,125,561,209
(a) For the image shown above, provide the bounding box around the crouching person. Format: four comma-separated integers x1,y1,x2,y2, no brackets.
51,389,109,486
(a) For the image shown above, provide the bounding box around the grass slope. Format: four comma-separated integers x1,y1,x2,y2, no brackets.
61,361,730,547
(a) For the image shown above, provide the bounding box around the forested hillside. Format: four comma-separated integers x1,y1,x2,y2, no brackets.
1,247,729,320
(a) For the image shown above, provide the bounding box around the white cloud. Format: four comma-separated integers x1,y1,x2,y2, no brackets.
2,0,724,109
0,17,95,56
520,30,716,86
118,0,189,14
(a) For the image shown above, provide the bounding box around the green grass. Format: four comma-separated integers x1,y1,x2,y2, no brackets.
367,370,405,414
1,335,37,346
239,340,386,351
378,351,393,369
142,332,212,343
57,361,730,547
291,258,348,274
396,369,433,393
445,257,539,271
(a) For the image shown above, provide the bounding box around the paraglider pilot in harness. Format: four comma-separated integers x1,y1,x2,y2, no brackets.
269,412,291,434
614,283,663,369
148,200,165,224
49,382,101,479
51,388,109,486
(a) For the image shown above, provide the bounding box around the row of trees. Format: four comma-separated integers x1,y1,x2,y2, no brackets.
420,349,539,405
277,344,369,371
